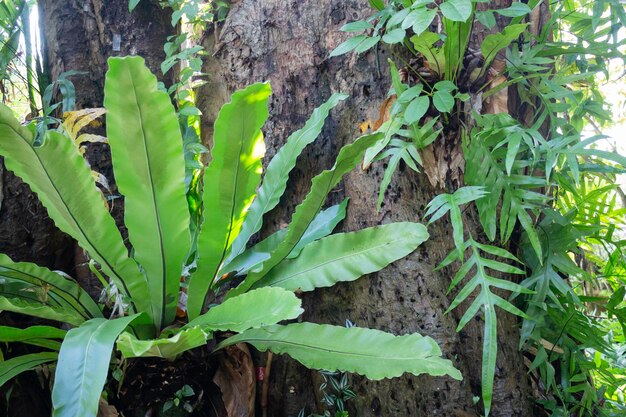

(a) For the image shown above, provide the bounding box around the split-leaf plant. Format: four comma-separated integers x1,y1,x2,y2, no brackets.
0,56,462,416
334,0,626,415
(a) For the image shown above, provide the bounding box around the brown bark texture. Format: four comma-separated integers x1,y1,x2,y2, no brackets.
199,1,535,416
39,0,172,108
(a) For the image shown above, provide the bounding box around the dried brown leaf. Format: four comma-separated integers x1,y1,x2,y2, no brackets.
449,141,465,186
97,398,119,417
483,60,508,115
421,143,439,188
373,95,395,131
213,343,255,417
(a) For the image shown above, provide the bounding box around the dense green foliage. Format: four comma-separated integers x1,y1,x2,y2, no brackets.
334,0,626,415
0,0,625,415
0,56,462,416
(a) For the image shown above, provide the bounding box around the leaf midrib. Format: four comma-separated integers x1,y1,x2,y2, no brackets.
244,110,329,243
200,111,250,308
244,336,431,361
0,267,94,318
75,322,101,416
127,71,167,330
0,354,57,380
265,237,408,288
3,124,136,313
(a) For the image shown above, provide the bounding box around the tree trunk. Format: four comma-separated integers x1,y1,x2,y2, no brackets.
199,1,536,416
39,0,172,108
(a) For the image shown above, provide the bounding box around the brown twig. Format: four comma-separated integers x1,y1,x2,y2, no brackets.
261,352,273,417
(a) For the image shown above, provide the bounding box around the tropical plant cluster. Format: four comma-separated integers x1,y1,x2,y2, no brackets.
333,0,626,415
0,54,463,416
0,0,624,416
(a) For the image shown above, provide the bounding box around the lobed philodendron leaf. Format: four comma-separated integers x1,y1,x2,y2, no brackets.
186,287,303,332
254,222,429,292
229,93,348,259
0,254,101,322
117,326,209,359
188,83,271,320
105,56,191,331
437,238,532,417
0,108,149,317
425,186,488,260
218,323,462,381
0,352,58,388
229,132,384,298
52,314,141,417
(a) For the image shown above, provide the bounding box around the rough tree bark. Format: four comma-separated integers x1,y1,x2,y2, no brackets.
199,1,537,416
39,0,172,108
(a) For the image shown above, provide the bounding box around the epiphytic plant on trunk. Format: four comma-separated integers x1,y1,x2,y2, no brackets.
0,56,461,416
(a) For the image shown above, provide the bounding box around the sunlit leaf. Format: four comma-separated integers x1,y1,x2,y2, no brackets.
188,83,270,319
439,0,472,22
255,223,429,291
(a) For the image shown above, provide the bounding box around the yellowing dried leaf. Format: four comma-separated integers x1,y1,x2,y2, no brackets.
373,95,396,131
97,399,119,417
62,108,106,143
483,60,508,115
421,144,439,188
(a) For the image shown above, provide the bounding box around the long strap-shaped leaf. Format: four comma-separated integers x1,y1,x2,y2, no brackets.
0,254,101,320
186,287,303,332
286,198,349,259
0,296,83,326
254,222,429,291
0,109,149,316
218,323,462,381
187,83,271,319
228,93,348,259
52,315,140,417
220,199,348,277
229,132,383,298
105,56,191,330
0,352,58,388
0,325,66,350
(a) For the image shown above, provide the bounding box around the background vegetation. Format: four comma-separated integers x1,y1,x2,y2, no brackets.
0,0,625,416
